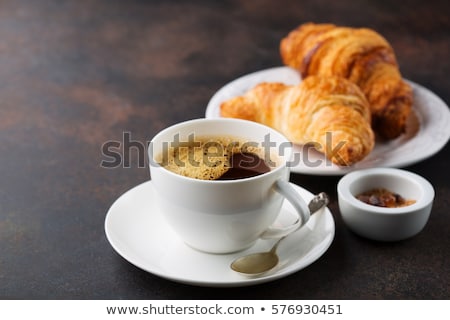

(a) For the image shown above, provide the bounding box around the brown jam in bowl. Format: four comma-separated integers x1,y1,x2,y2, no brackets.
356,188,416,208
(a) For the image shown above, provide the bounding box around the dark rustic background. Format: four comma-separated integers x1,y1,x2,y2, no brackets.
1,0,449,299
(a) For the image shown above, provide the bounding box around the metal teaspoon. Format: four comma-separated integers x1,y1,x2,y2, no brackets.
230,192,329,275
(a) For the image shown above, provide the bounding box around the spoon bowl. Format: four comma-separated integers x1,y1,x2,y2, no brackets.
230,192,329,275
231,252,279,275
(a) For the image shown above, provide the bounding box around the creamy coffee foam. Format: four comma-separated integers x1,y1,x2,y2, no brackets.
157,135,276,180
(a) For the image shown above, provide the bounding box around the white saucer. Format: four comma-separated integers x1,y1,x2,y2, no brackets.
206,66,450,175
104,181,335,287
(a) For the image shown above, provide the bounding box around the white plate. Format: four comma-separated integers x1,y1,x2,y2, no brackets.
104,181,335,287
206,67,450,175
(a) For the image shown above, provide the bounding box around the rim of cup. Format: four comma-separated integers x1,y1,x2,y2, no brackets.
148,118,293,183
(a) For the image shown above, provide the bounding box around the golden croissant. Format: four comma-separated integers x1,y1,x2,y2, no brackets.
220,75,375,166
280,22,413,139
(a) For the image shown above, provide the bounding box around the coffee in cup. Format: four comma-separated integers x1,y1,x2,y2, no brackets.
149,118,310,253
156,135,278,181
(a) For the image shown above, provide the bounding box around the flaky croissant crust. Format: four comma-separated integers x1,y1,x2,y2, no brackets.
220,75,375,166
280,22,413,139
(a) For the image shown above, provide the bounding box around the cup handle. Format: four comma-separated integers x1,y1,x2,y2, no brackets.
259,180,310,239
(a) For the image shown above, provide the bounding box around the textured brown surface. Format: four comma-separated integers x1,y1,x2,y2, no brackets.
0,0,449,299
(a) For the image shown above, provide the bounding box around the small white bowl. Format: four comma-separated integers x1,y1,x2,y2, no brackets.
337,168,434,241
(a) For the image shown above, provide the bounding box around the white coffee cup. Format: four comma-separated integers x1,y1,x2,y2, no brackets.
148,118,310,253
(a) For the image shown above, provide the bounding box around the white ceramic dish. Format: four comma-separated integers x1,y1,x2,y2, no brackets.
104,181,335,287
337,168,434,241
206,66,450,175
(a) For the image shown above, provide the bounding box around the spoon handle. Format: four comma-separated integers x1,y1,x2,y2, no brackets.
308,192,329,213
269,192,329,253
